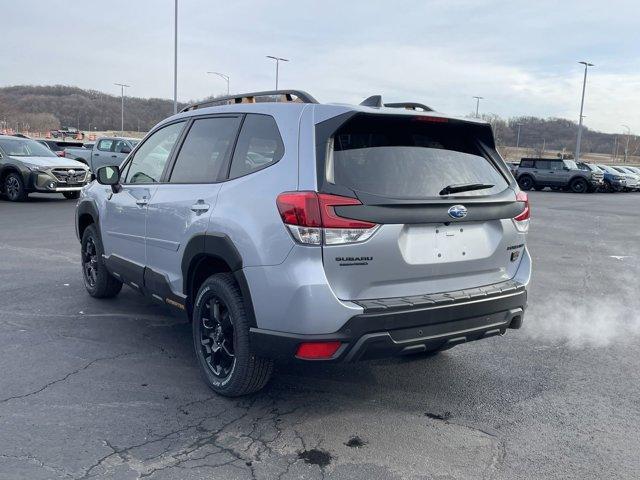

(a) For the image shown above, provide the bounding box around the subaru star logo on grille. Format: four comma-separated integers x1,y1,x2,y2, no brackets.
448,205,468,219
69,170,76,175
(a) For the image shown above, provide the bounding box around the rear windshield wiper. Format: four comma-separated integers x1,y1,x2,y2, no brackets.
439,183,494,196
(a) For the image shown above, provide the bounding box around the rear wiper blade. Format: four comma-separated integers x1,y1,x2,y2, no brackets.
439,183,494,196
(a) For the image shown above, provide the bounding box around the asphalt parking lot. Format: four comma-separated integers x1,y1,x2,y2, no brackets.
1,191,639,480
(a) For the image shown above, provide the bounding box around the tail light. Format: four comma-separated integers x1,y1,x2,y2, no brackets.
513,191,530,232
296,341,342,359
276,192,379,245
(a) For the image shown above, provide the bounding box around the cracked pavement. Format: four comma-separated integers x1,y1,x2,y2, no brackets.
0,192,639,479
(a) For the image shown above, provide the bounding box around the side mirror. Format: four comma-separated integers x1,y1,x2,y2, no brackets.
121,146,132,154
96,165,121,192
563,166,570,171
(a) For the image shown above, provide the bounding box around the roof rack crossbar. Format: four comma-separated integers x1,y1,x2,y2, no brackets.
384,102,434,112
180,90,319,112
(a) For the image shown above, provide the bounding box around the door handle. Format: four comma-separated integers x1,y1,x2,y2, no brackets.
111,155,117,158
191,200,210,214
136,197,149,207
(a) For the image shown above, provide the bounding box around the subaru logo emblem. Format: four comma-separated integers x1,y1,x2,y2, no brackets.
448,205,468,219
69,169,75,175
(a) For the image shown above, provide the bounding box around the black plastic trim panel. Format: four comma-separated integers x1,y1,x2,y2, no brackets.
250,281,527,362
353,279,524,313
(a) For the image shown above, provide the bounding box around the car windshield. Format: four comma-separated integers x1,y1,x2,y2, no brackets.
587,164,602,172
0,138,57,157
563,160,578,169
599,165,617,174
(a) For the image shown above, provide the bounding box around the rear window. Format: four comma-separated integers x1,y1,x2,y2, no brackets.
325,115,508,198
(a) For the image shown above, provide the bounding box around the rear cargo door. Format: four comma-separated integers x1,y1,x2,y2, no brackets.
318,113,527,301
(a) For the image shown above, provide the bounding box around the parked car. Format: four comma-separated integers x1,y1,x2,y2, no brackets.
37,139,85,158
612,166,640,191
64,137,139,172
516,157,603,193
0,135,90,201
625,166,640,175
595,165,628,192
506,161,519,177
50,127,82,139
76,89,531,396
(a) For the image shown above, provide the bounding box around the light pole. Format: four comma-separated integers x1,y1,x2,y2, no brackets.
173,0,178,114
516,123,523,149
622,125,631,163
575,61,594,163
266,55,289,90
207,72,230,95
473,96,484,118
114,83,130,136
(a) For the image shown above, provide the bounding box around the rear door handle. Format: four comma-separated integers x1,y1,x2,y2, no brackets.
191,200,210,214
111,155,117,158
136,197,149,207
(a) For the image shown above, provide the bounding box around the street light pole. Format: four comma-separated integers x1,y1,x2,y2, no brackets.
173,0,178,114
266,55,289,90
622,125,631,163
473,96,483,118
516,123,523,149
575,61,594,163
207,72,230,95
114,83,130,136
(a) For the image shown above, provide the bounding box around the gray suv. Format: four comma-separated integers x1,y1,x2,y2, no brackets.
516,157,604,193
0,135,90,201
76,90,531,396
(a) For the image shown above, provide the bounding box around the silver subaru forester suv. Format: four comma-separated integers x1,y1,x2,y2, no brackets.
76,90,531,396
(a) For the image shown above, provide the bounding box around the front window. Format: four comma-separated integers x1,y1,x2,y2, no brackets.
563,160,578,169
0,138,56,157
124,122,185,183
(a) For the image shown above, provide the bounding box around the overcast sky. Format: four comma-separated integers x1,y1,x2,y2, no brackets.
1,0,639,133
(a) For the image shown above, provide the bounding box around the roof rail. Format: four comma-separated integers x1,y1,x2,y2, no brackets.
180,90,319,112
384,102,434,112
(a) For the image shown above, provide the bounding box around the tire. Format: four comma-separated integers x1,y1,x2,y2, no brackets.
600,180,612,193
63,191,80,200
518,175,534,191
193,273,273,397
4,172,27,201
81,224,123,298
570,178,588,193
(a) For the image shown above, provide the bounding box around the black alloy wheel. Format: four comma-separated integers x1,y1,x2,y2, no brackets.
82,236,99,289
5,173,26,201
200,296,236,380
518,175,534,191
570,178,588,193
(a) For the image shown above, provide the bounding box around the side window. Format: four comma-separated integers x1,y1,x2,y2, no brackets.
549,161,563,171
124,122,185,184
536,160,551,170
228,114,284,179
520,159,534,168
97,139,114,152
169,117,241,183
114,140,130,153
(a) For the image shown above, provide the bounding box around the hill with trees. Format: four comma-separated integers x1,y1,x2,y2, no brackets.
0,85,636,158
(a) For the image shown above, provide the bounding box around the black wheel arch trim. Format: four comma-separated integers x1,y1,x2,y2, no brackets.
181,233,256,327
76,199,101,242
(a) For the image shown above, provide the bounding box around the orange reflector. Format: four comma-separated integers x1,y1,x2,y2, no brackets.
295,341,341,359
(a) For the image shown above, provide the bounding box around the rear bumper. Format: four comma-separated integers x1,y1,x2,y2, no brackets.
250,280,527,362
